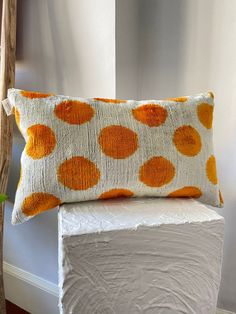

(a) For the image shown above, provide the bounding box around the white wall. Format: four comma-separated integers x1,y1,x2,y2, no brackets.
3,0,236,312
116,0,139,98
4,0,115,284
116,0,236,311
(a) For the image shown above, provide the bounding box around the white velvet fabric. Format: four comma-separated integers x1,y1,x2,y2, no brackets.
58,198,224,314
7,89,222,225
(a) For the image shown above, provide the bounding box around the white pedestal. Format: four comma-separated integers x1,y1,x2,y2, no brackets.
58,198,224,314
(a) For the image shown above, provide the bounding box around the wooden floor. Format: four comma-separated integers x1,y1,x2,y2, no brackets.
6,300,30,314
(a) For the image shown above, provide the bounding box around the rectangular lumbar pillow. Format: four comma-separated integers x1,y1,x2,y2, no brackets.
5,89,223,224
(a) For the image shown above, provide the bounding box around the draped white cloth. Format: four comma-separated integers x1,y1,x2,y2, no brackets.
58,198,224,314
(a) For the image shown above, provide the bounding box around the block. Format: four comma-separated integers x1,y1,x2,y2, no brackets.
58,198,224,314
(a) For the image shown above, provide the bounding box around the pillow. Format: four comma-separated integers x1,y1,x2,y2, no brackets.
5,89,223,224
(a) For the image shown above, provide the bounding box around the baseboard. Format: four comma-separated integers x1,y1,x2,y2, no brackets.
3,261,235,314
3,261,59,314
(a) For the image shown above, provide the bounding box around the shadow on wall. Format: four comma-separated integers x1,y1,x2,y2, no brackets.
137,0,188,99
16,0,78,93
136,0,215,99
46,0,79,93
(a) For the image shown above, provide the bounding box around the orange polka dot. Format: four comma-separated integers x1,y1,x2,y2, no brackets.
22,193,61,216
208,91,214,99
54,100,94,125
94,98,126,104
166,97,188,102
168,186,202,198
140,156,175,187
99,125,138,159
14,107,21,130
197,103,213,129
132,104,168,127
206,155,218,185
99,189,134,200
20,90,53,99
57,156,100,190
26,124,56,159
219,190,224,205
173,125,202,156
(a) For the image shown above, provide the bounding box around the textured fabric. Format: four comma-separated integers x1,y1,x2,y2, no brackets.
7,89,223,224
